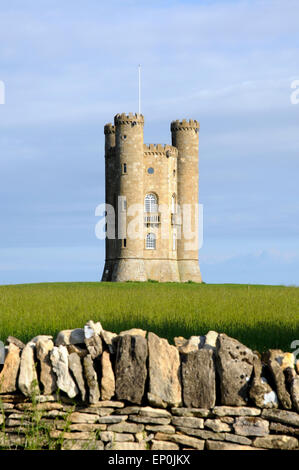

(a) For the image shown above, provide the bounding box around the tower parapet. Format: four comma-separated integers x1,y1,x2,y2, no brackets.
170,119,200,132
143,144,178,157
114,113,144,126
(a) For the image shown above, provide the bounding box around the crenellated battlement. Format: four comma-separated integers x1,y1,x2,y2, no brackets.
104,123,115,135
143,144,178,157
171,119,200,132
114,112,144,126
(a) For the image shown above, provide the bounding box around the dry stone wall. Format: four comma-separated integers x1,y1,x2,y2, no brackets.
0,320,298,450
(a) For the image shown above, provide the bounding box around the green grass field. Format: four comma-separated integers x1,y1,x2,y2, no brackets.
0,282,298,352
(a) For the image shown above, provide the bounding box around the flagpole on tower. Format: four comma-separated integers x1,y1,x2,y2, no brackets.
138,64,141,115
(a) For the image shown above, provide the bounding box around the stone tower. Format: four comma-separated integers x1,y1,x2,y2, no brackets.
101,113,202,283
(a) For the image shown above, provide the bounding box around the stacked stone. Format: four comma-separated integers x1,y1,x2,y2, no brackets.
0,397,298,450
0,321,298,450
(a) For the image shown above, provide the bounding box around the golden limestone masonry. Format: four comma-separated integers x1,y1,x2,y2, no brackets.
101,113,202,282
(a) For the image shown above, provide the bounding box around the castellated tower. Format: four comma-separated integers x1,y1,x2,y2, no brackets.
101,113,202,283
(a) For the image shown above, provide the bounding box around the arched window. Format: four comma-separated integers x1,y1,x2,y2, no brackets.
171,194,176,213
146,232,156,250
144,193,158,213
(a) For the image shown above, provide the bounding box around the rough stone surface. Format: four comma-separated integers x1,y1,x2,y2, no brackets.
253,435,298,450
171,416,204,429
148,332,181,407
6,337,25,350
69,412,98,424
206,440,258,451
176,427,225,441
224,433,252,445
263,349,292,409
101,431,135,442
101,350,115,401
115,334,148,404
0,343,20,393
204,419,231,433
139,406,171,418
181,349,216,408
119,328,147,338
145,424,175,434
212,406,261,417
83,354,100,404
151,440,179,450
129,415,171,425
50,346,78,399
216,333,256,406
147,393,168,409
106,441,147,450
233,416,269,436
100,330,118,354
62,440,104,450
249,356,278,409
154,432,205,450
97,415,128,424
67,344,88,358
261,408,299,427
36,338,56,395
171,408,211,418
107,422,144,433
84,321,103,359
68,352,87,402
269,422,299,436
55,329,85,346
203,331,218,351
18,341,40,397
285,367,299,412
175,336,203,353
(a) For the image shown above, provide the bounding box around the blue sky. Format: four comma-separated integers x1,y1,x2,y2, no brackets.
0,0,298,286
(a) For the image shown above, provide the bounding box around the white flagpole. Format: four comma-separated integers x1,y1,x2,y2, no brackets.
138,64,141,115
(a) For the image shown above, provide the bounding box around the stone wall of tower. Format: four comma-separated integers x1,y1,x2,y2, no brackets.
171,120,202,282
110,113,147,282
102,124,116,281
142,144,180,282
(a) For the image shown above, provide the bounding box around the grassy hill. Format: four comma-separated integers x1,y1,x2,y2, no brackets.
0,282,298,352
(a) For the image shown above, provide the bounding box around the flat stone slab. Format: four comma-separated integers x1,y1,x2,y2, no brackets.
261,409,299,427
151,440,179,450
206,440,260,451
171,408,211,418
181,349,216,408
253,435,298,450
212,406,261,417
107,422,144,433
204,418,231,433
115,335,148,404
233,416,269,436
171,416,204,429
129,415,171,425
154,432,205,450
148,332,182,407
215,334,256,406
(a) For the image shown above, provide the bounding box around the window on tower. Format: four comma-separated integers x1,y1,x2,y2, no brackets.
144,193,158,213
146,232,156,250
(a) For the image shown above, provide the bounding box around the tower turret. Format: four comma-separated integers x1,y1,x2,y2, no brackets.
110,113,147,281
171,119,202,282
